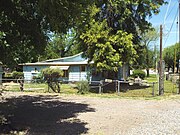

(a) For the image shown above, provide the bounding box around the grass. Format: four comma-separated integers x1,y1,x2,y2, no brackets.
1,75,180,100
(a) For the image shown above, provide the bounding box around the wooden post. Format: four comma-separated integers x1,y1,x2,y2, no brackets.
152,82,155,96
117,81,120,95
159,25,164,95
99,80,103,94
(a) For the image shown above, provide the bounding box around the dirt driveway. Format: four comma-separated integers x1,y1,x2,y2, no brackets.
0,92,180,135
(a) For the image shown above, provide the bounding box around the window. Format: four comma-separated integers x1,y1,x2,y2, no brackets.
80,65,86,72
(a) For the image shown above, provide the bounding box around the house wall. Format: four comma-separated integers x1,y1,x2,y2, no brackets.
69,65,87,81
23,65,47,81
23,65,88,82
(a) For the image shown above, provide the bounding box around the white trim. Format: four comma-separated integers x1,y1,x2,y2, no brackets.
20,60,90,66
50,66,69,70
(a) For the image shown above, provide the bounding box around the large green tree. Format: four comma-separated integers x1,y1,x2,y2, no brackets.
0,0,91,68
80,6,136,71
77,1,166,71
0,0,48,68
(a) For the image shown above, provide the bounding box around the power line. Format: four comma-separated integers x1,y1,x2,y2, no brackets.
163,7,178,46
163,0,172,25
166,1,177,21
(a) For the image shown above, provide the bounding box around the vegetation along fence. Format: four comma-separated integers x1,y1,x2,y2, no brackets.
0,78,179,97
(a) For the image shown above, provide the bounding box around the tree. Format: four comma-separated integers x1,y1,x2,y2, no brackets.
0,0,91,68
77,1,165,71
163,43,180,73
0,0,48,68
140,28,159,77
80,6,136,71
41,67,63,93
40,29,79,61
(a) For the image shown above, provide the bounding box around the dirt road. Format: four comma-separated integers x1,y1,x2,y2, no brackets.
0,92,180,135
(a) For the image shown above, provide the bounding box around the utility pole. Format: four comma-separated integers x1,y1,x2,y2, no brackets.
159,25,164,95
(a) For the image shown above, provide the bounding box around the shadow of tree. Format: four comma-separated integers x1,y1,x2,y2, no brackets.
0,94,95,135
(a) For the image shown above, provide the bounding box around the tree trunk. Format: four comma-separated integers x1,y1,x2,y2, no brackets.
145,46,150,77
146,68,149,77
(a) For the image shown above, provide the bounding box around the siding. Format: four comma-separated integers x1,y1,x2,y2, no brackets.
69,65,87,81
23,65,47,81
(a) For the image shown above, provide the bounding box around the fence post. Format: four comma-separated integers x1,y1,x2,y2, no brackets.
99,80,103,94
117,81,120,95
152,82,155,96
99,81,101,94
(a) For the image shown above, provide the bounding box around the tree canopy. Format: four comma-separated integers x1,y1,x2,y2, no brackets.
0,0,166,70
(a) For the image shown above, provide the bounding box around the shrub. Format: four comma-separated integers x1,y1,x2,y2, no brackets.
41,67,63,93
12,71,24,79
3,73,12,78
77,81,90,94
132,70,146,79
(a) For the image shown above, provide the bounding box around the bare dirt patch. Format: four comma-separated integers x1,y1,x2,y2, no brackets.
0,91,180,135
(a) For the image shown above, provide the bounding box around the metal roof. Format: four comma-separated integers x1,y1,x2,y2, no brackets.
19,60,91,66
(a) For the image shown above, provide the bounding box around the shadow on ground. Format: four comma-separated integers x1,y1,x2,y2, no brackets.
0,94,95,135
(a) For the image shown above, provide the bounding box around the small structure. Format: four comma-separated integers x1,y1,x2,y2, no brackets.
20,53,129,82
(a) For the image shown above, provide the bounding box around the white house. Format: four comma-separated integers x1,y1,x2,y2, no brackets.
20,53,129,82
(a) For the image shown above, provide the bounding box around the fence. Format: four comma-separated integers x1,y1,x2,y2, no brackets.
0,78,178,97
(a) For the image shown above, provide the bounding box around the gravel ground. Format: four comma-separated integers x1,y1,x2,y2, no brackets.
0,91,180,135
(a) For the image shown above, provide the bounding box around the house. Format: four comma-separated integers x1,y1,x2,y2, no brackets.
20,53,129,82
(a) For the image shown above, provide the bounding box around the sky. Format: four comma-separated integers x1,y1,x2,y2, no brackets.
148,0,179,48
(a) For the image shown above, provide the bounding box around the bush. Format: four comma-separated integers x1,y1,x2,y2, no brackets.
131,70,146,79
77,81,90,94
3,73,12,78
12,71,24,79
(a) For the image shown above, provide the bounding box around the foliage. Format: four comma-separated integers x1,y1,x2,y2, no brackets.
135,28,159,76
3,73,12,78
80,6,136,71
0,0,166,69
131,70,146,79
77,81,90,94
77,1,166,71
12,71,24,79
40,29,79,61
0,0,48,68
163,43,180,72
41,67,63,93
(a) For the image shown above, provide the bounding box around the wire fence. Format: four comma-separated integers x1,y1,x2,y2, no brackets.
0,78,179,97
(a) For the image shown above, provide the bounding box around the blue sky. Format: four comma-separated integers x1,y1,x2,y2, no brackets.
149,0,179,48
